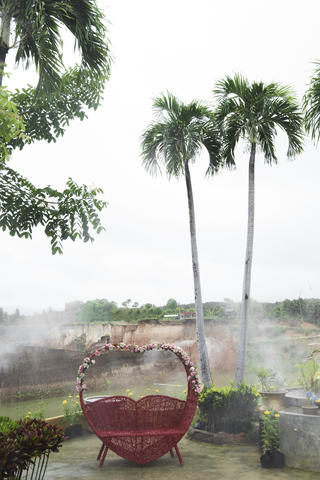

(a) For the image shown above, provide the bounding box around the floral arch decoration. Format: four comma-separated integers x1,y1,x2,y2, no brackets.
76,342,202,395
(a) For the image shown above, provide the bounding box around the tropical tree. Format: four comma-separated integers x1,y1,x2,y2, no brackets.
140,91,222,386
213,74,304,386
0,1,112,253
303,61,320,143
0,0,112,96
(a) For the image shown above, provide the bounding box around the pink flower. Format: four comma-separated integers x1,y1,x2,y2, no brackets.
76,385,82,392
84,357,90,363
95,350,101,356
187,376,191,381
189,362,193,367
191,371,196,376
78,365,84,373
117,346,120,350
192,380,196,384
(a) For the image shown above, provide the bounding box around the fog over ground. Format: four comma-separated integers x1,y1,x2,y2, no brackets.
1,0,320,315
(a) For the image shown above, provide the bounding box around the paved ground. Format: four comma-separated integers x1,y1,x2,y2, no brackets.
45,430,320,480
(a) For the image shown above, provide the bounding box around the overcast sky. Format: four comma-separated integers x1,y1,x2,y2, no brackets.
2,0,320,315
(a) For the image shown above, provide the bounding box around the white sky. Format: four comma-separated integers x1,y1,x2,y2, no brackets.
2,0,320,315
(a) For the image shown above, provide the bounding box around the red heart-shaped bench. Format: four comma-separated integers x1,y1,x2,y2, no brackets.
78,342,201,468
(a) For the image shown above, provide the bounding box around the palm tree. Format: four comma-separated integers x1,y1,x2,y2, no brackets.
213,74,304,386
140,91,222,386
0,0,112,96
303,61,320,142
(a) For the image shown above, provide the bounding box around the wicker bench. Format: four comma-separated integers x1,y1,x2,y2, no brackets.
78,343,200,468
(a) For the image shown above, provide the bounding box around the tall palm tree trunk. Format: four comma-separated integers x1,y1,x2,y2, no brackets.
184,160,212,386
233,143,256,387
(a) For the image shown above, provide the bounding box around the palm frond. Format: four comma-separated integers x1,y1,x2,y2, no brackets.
303,61,320,143
141,92,222,180
6,0,113,98
214,74,304,163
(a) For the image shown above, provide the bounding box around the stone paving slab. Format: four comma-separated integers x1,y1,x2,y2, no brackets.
45,430,320,480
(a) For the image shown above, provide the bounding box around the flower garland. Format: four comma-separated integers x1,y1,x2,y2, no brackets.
76,342,203,395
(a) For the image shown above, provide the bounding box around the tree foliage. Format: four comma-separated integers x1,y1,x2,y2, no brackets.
0,1,111,254
214,74,304,164
303,61,320,143
0,169,107,254
78,299,118,323
0,0,113,97
7,66,105,153
0,86,26,160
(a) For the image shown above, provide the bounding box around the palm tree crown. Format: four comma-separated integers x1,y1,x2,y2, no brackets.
214,74,304,164
141,91,222,177
0,0,112,96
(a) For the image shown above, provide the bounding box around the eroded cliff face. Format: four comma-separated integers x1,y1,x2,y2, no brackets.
108,318,236,372
0,319,236,402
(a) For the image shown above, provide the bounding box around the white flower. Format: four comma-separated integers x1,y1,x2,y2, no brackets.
138,347,145,353
91,359,95,364
189,366,195,371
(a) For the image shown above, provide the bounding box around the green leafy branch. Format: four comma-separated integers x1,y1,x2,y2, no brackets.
0,165,107,254
7,65,106,153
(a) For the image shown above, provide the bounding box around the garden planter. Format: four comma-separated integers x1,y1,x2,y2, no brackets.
260,451,284,469
302,405,318,415
272,452,285,468
260,451,273,468
65,424,82,439
258,390,287,412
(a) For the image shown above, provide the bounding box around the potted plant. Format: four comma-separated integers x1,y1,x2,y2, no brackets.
197,382,259,434
295,346,320,414
0,417,64,480
62,396,83,439
252,365,287,412
260,410,284,468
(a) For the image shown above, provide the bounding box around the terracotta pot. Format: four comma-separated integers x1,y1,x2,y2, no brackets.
258,390,287,412
302,405,319,415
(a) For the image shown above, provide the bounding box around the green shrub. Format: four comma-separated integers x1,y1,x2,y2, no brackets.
0,416,17,435
198,382,259,434
0,418,64,479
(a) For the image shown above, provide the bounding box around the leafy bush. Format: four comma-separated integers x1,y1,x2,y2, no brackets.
198,382,259,434
261,410,280,453
62,397,82,426
0,417,17,436
0,418,64,479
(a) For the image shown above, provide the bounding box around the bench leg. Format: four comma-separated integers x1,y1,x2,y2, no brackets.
174,444,184,467
97,443,105,460
170,449,174,457
98,445,108,469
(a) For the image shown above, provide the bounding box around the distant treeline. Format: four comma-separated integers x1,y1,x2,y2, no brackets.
1,297,320,327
